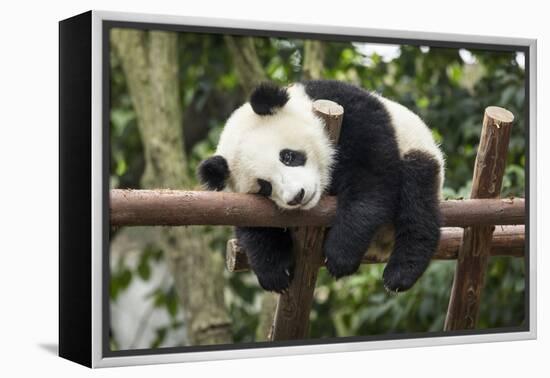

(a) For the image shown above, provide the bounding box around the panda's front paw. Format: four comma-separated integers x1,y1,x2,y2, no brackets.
255,265,293,293
382,261,419,293
324,253,361,279
323,233,361,279
250,247,294,293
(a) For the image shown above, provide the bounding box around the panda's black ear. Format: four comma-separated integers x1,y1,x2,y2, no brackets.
250,82,289,116
197,155,230,191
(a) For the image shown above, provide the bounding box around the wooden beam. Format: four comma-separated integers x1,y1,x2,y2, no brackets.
444,106,515,331
225,225,525,272
270,100,344,341
110,190,525,228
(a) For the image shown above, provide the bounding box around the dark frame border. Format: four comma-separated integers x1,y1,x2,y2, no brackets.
101,19,531,359
59,11,93,367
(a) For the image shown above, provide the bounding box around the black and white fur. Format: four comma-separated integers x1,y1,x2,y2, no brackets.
199,80,444,293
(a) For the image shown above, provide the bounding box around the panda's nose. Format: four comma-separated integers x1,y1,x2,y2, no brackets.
287,188,305,206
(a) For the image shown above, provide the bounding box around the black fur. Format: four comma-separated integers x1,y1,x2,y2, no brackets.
257,179,272,197
382,150,441,292
235,227,293,293
280,149,307,167
197,155,229,191
213,80,441,293
250,82,289,115
304,80,402,279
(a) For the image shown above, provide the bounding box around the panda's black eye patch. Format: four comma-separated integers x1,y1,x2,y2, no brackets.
280,149,307,167
257,179,272,197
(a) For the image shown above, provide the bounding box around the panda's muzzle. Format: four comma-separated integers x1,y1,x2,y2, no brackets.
287,188,305,206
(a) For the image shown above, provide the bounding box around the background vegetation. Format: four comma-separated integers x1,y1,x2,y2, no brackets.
109,29,526,349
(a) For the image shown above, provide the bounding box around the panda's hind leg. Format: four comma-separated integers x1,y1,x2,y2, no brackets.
323,181,398,280
382,150,442,292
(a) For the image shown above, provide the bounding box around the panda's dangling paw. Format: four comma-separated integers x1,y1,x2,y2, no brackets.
254,254,294,294
235,227,295,293
255,264,293,293
323,231,362,279
324,254,361,279
382,260,420,293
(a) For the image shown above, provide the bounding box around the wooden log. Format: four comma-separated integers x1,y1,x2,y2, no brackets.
111,189,336,227
444,106,515,331
225,226,525,272
270,100,344,341
110,190,525,228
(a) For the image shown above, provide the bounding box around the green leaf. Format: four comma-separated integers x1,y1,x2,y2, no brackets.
151,327,167,349
137,258,151,281
166,289,179,318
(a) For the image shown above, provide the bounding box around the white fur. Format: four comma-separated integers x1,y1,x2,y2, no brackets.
216,84,334,210
374,94,445,194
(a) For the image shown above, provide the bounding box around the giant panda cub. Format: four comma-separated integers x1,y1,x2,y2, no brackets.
198,80,444,293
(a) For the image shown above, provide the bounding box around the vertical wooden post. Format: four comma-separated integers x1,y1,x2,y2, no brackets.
270,99,343,340
444,106,514,331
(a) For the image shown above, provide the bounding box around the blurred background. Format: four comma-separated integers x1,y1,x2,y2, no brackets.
108,28,526,351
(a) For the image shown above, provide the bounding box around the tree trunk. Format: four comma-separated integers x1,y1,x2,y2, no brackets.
302,40,325,80
224,36,267,95
111,29,232,346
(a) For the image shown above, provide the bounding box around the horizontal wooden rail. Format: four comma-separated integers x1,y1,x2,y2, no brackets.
226,225,525,272
110,189,525,228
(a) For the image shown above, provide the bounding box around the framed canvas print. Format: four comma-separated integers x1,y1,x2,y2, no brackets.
59,10,537,368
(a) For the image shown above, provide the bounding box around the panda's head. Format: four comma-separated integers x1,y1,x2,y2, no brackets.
198,82,335,210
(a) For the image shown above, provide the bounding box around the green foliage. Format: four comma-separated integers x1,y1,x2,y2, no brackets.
311,262,455,337
110,52,143,189
110,257,133,301
225,272,263,343
110,33,526,346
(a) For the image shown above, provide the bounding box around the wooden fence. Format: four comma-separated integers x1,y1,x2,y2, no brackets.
110,101,523,340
